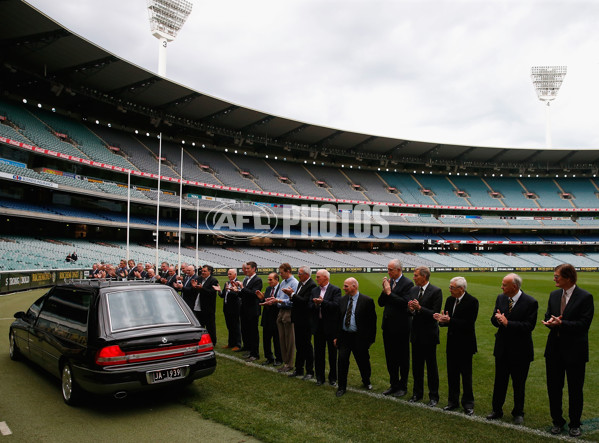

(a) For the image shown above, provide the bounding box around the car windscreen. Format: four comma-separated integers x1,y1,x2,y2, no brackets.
106,288,192,332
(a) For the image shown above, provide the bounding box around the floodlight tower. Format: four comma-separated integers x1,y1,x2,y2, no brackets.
147,0,193,77
531,66,567,149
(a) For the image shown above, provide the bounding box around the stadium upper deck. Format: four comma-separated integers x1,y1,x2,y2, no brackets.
1,0,599,182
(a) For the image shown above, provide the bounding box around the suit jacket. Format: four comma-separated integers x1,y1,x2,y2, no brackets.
195,275,219,314
409,283,443,345
239,274,263,318
219,279,240,309
336,293,377,348
491,291,538,362
180,274,199,309
378,274,414,332
309,284,342,337
261,284,280,327
442,292,478,355
291,278,317,324
164,273,179,288
544,286,594,363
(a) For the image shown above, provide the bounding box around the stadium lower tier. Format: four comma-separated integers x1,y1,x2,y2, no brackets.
1,235,599,272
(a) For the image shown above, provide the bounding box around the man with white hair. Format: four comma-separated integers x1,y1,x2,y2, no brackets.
434,276,478,416
310,269,342,386
378,259,414,397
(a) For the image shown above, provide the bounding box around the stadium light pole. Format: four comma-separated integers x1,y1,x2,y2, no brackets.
147,0,193,77
126,170,131,263
155,133,162,268
177,147,183,273
531,66,567,149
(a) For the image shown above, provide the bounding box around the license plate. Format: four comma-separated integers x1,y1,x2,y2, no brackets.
147,366,187,384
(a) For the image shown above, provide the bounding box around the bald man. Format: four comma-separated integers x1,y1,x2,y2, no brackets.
487,273,538,425
334,278,377,397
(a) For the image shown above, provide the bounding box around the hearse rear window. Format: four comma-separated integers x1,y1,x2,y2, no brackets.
106,288,192,332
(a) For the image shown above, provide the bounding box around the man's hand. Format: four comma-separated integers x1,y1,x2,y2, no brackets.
543,315,563,328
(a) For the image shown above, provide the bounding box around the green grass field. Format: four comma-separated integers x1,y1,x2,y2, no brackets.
3,271,599,441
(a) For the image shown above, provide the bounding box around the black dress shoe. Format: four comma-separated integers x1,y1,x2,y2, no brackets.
550,425,563,435
315,380,324,386
569,427,581,437
486,411,503,420
513,415,523,425
408,396,422,403
273,360,282,366
288,371,303,378
464,408,474,416
382,387,397,396
329,380,337,387
443,405,458,411
336,389,346,397
393,389,407,398
302,374,314,380
427,400,438,407
261,359,274,366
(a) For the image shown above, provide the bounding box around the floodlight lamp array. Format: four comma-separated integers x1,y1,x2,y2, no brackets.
531,66,567,103
147,0,193,40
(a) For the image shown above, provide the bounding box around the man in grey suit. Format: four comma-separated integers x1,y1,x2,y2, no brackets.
486,273,538,425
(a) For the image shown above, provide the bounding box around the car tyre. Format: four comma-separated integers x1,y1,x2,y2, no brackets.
61,363,81,405
9,330,20,361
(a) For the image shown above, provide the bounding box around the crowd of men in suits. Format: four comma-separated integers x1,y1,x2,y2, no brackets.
89,258,594,437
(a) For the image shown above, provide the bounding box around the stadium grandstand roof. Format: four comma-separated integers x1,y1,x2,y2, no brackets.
2,0,599,175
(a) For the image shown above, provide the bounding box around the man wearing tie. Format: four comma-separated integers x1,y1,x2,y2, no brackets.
192,265,219,345
378,259,414,397
434,276,478,416
543,264,594,437
407,266,443,406
283,266,317,379
179,265,198,311
487,273,538,425
219,268,242,351
334,277,377,397
238,261,263,362
257,272,283,366
310,269,342,386
263,263,298,373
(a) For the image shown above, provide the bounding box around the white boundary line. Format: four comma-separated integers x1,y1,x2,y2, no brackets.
216,351,574,441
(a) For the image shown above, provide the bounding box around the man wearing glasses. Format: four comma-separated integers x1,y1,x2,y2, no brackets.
543,264,594,437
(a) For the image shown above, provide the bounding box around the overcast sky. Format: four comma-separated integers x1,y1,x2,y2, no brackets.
26,0,599,150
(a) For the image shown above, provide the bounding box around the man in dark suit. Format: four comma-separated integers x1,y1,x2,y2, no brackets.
219,268,241,351
310,269,342,386
487,273,538,425
543,264,594,437
192,264,220,345
378,259,414,397
283,265,317,379
257,272,283,366
163,265,180,288
407,266,442,406
178,265,198,311
238,261,263,361
334,277,377,397
434,276,478,416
